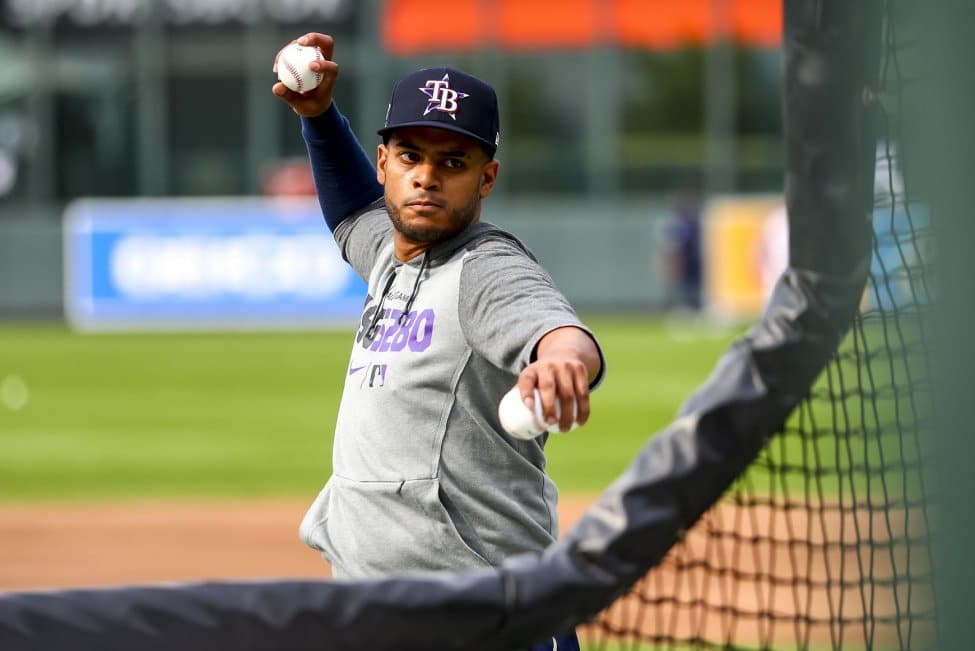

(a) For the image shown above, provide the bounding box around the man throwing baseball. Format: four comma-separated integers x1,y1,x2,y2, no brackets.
273,32,604,649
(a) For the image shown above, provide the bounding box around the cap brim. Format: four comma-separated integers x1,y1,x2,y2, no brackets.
377,121,497,153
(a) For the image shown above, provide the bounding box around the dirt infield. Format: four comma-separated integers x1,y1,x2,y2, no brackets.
0,497,933,648
580,501,935,649
0,497,594,591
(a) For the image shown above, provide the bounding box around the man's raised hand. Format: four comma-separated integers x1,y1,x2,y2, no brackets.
272,33,340,117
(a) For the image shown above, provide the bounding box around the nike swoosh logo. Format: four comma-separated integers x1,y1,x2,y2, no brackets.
348,365,367,376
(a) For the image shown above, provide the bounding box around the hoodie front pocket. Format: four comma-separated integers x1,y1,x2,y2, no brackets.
324,473,491,578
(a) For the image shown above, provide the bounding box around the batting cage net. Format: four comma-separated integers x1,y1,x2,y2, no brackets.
0,2,939,651
582,2,937,649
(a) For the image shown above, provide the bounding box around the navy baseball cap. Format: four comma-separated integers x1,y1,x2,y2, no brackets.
378,67,501,154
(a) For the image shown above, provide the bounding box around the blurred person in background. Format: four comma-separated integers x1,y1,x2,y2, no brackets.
662,184,703,311
273,33,605,651
260,158,317,197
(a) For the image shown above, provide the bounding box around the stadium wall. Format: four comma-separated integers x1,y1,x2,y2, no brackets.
0,198,673,320
0,213,62,316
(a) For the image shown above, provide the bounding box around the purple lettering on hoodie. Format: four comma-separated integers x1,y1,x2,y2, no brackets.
408,309,435,352
377,309,403,352
389,311,415,352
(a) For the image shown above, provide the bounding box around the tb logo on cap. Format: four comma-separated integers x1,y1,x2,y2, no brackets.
420,74,469,119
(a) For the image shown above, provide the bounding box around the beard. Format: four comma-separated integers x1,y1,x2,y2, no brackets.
386,191,481,244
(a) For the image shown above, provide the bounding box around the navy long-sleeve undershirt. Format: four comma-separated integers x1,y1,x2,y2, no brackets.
301,103,384,233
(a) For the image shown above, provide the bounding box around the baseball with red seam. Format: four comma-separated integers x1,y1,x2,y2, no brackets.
497,386,579,440
277,43,324,93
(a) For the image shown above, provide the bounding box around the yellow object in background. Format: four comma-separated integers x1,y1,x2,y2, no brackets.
703,196,787,321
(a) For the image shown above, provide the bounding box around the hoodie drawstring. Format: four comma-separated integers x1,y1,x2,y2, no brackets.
399,252,428,325
365,251,429,339
365,269,397,340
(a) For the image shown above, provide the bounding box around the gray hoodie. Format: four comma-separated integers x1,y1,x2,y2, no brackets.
300,201,604,579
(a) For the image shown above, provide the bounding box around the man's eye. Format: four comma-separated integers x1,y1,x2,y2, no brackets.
400,151,420,162
444,158,464,169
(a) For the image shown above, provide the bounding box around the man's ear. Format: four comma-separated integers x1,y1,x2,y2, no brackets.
480,159,500,199
376,144,388,185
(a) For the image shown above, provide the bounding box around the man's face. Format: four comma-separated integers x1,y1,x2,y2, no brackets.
377,127,499,245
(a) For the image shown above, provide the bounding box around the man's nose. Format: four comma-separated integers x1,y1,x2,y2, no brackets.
412,162,440,190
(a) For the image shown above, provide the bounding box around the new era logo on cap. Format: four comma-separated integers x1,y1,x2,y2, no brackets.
378,67,501,154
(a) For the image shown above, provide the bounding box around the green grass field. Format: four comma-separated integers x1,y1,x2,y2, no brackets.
0,315,929,651
0,315,742,501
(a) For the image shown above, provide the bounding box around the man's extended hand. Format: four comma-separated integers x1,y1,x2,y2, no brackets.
272,33,340,117
518,326,602,432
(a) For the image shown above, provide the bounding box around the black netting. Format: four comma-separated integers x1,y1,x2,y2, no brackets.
582,2,937,649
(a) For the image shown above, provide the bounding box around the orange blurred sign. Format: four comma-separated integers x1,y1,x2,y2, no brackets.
383,0,782,54
703,195,787,320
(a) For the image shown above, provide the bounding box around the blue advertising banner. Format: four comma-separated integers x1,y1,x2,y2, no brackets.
64,198,367,331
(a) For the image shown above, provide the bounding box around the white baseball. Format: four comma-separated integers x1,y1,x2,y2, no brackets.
276,43,324,93
498,387,578,440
